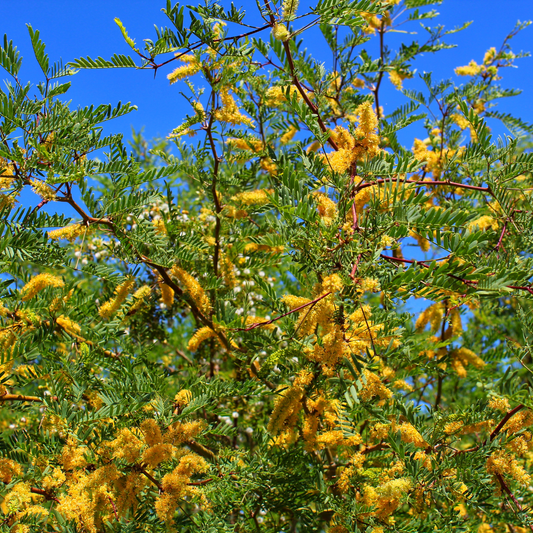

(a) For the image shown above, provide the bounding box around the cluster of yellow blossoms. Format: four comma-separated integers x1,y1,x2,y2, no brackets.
2,404,208,531
322,101,380,174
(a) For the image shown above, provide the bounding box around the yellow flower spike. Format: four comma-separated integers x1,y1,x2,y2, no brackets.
56,315,81,336
282,0,299,20
0,458,22,483
214,87,255,127
280,125,297,144
30,178,56,201
312,192,337,226
171,266,211,315
232,189,273,206
48,223,88,242
174,389,192,407
187,326,216,352
272,23,290,42
20,273,65,301
157,276,174,307
98,277,135,320
167,54,201,84
455,60,485,76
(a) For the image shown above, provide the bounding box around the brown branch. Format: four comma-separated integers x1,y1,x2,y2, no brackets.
138,466,163,491
495,473,533,532
263,0,338,151
373,20,385,121
234,291,332,331
204,94,223,279
454,404,525,456
358,177,491,193
362,442,390,455
490,404,525,442
30,487,60,503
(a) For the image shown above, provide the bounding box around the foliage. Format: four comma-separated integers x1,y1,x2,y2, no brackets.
0,1,532,532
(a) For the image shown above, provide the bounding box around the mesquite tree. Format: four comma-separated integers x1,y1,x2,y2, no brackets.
0,1,533,532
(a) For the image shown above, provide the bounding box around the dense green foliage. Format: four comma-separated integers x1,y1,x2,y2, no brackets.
0,1,533,532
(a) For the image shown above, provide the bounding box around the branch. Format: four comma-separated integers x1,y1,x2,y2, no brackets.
495,473,533,532
233,291,332,331
30,487,60,503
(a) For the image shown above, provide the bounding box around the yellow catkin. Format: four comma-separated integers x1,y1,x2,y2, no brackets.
415,302,444,333
174,389,192,407
467,215,499,232
155,454,208,524
488,396,510,412
451,113,470,130
30,179,56,201
264,85,301,107
455,60,484,76
312,192,337,225
157,277,174,307
272,23,290,41
321,101,380,174
171,266,211,315
282,0,299,19
167,54,201,84
244,242,284,254
20,273,64,301
60,437,88,471
107,428,143,463
0,458,22,483
280,125,297,144
56,315,81,336
267,370,314,437
48,223,88,242
232,189,273,206
389,70,409,89
412,138,450,179
187,326,216,352
486,450,530,485
133,285,151,300
214,87,254,127
220,253,236,288
98,277,135,320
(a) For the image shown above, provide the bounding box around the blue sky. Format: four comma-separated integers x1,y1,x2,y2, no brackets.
2,0,532,144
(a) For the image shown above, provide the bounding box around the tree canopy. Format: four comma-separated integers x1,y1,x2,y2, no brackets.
0,1,533,532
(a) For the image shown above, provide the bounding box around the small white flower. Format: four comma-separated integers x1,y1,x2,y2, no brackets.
259,271,265,277
232,411,239,419
243,268,251,275
234,286,242,294
245,427,253,435
74,251,82,258
235,308,244,316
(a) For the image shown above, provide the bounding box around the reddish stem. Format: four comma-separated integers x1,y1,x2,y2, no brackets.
235,291,332,331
